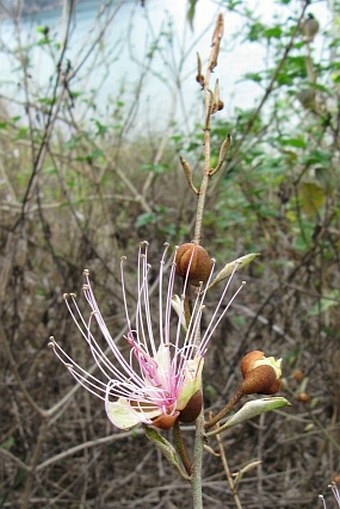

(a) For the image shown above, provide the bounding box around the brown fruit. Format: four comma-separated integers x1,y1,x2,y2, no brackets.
175,243,212,286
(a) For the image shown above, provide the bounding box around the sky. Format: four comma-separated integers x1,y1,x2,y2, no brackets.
0,0,331,132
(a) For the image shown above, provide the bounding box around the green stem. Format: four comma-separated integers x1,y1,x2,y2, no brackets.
173,420,192,476
191,411,205,509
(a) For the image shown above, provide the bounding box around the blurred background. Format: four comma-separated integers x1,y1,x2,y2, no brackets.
0,0,339,507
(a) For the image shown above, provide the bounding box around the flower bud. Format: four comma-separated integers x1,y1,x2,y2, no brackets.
240,350,282,395
297,392,310,403
175,243,212,286
292,368,305,382
302,14,319,42
240,350,264,377
179,390,203,423
241,365,281,395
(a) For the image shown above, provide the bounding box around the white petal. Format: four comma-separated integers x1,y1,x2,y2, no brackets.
105,397,161,430
171,295,187,331
177,358,204,410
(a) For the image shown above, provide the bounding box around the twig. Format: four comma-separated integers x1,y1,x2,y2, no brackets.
215,423,243,509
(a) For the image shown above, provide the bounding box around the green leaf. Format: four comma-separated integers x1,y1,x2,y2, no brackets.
143,425,190,480
208,397,291,435
209,253,259,289
0,436,15,450
187,0,199,29
244,72,263,83
135,212,157,228
38,96,56,106
309,290,340,316
299,181,325,215
140,163,168,174
36,25,49,34
263,26,282,39
278,136,307,149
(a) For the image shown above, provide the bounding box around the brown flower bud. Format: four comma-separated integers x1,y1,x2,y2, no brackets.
297,392,310,403
196,74,205,88
240,350,264,378
240,350,282,395
175,243,213,286
152,411,180,430
292,368,305,382
241,365,281,395
302,14,319,42
331,473,340,484
179,390,203,423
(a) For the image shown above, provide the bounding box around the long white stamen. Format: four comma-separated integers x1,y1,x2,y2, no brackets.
51,243,246,427
159,243,170,346
199,263,243,355
81,276,148,387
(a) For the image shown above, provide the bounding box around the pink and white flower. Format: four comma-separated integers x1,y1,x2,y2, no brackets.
49,242,244,430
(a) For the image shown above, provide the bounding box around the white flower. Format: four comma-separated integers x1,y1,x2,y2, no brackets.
49,242,244,430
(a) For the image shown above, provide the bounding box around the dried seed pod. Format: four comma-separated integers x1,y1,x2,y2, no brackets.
179,156,199,195
175,243,213,286
196,52,204,88
209,13,224,71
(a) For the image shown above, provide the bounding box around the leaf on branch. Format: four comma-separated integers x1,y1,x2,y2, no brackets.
299,181,325,216
209,253,259,289
143,425,190,480
187,0,199,30
210,397,290,435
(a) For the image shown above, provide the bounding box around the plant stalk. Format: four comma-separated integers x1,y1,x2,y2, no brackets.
191,410,205,508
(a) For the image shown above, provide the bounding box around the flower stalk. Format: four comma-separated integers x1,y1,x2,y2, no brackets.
173,419,192,476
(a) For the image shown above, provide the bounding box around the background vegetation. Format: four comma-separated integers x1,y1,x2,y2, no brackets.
0,0,339,507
